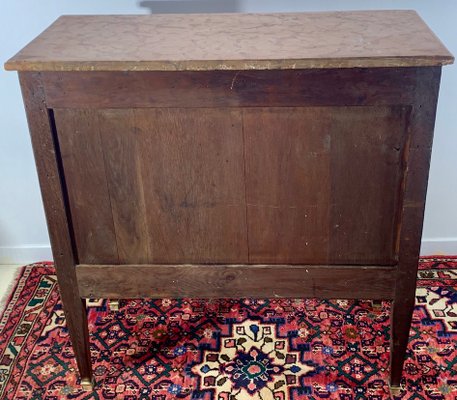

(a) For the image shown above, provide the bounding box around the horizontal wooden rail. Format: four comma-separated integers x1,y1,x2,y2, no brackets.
42,68,417,109
76,264,396,300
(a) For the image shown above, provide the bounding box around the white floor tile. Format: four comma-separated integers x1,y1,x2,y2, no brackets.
0,265,23,311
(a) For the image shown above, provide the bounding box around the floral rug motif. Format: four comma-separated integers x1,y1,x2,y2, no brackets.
0,257,456,399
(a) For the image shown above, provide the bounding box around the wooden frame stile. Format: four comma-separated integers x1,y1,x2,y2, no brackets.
18,72,94,389
389,67,442,391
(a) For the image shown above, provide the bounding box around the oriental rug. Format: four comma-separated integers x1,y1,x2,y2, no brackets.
0,257,456,399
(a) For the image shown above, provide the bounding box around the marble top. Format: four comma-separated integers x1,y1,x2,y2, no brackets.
5,11,454,71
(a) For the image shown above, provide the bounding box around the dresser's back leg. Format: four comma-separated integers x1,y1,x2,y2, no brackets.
389,294,416,390
19,72,94,389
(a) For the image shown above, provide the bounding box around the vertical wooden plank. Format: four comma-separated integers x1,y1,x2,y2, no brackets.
244,106,406,264
244,107,331,263
97,109,151,264
54,109,119,264
18,72,92,385
328,106,409,264
136,108,248,263
390,67,442,388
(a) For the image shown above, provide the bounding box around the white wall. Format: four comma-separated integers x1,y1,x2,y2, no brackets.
1,0,456,264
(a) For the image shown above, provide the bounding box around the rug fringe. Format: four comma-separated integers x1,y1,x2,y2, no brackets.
0,265,26,318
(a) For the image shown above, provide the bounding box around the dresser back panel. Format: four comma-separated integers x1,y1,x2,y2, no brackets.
53,105,408,265
54,108,248,264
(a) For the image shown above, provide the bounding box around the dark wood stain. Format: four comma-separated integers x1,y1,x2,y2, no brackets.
389,67,442,387
244,106,408,264
41,68,418,109
244,107,331,263
54,109,119,264
96,110,151,264
76,264,396,300
327,106,410,264
54,108,249,264
135,108,248,263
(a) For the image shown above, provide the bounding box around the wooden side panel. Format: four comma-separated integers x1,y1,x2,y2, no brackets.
244,106,408,264
54,108,248,264
135,108,248,263
54,109,119,264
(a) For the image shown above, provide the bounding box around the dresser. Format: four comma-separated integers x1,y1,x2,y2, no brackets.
5,11,453,392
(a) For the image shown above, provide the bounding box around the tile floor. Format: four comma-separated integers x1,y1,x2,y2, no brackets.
0,265,23,309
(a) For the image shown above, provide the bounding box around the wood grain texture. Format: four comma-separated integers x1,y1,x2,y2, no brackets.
327,106,410,264
55,108,248,264
4,11,453,72
244,108,331,263
389,67,442,387
97,110,151,264
54,109,118,264
134,108,248,263
76,264,396,300
244,106,408,264
18,72,93,382
57,105,408,265
42,68,419,109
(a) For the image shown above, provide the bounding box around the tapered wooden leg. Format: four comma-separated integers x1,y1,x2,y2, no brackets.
56,276,94,388
60,296,93,388
387,68,442,391
389,296,415,389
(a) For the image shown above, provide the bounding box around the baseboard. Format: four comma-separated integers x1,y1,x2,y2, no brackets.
0,240,455,265
0,246,53,265
420,238,457,256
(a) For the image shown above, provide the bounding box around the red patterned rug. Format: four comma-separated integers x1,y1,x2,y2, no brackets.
0,257,456,399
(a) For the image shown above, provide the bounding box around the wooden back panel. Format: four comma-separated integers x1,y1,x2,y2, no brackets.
245,106,409,264
55,108,248,264
54,104,408,265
